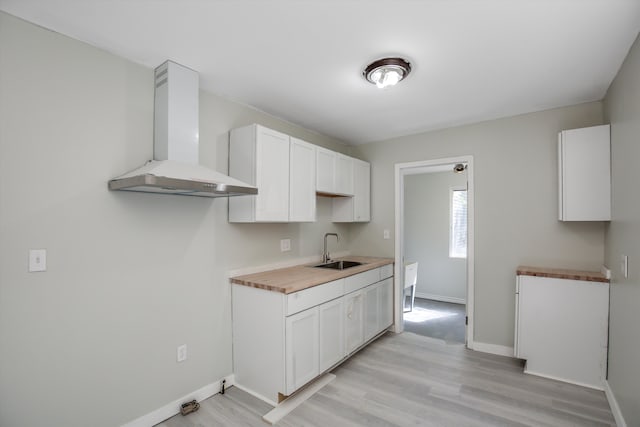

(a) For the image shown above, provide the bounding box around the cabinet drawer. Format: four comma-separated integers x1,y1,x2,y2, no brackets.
344,268,380,294
286,279,344,316
379,264,393,280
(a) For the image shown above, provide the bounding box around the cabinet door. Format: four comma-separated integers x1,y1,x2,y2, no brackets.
378,277,393,333
344,290,364,354
335,154,354,196
255,126,290,221
353,159,370,221
319,298,345,372
285,307,319,395
332,158,370,222
363,283,380,342
289,138,316,222
558,124,610,221
316,147,335,194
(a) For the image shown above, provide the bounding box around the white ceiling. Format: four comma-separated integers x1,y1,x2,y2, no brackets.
1,1,639,145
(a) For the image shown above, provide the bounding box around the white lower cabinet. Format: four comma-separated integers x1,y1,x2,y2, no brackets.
378,278,393,330
514,274,609,389
344,290,364,354
363,277,394,342
363,284,379,342
232,264,394,405
285,307,319,394
319,298,345,372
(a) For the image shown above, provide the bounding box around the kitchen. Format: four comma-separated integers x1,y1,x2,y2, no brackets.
1,2,639,427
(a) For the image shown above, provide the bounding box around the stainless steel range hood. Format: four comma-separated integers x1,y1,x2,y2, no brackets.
108,61,257,198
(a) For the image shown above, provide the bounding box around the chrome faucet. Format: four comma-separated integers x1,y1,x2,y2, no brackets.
323,233,339,263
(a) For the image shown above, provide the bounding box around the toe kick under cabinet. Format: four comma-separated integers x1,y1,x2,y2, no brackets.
232,264,393,405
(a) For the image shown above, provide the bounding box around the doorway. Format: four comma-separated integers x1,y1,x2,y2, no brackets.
393,156,474,349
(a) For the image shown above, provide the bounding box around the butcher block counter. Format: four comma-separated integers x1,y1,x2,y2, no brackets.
230,256,394,294
516,265,609,283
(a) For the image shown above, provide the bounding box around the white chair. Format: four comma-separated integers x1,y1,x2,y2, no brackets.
404,261,418,312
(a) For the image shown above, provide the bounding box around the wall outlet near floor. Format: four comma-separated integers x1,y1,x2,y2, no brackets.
280,239,291,252
383,229,390,240
177,344,187,362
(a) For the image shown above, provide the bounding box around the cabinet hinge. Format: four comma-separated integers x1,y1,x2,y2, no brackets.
465,316,468,325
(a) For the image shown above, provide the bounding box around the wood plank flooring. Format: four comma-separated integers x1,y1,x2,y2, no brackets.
156,332,615,427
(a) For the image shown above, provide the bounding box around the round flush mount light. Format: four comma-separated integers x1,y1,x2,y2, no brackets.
363,57,412,89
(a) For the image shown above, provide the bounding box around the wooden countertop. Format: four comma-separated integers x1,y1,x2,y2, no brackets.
230,256,394,294
517,266,609,283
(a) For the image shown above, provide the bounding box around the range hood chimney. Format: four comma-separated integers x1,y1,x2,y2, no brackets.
108,61,257,198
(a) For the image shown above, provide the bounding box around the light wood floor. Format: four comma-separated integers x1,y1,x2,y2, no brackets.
157,332,615,426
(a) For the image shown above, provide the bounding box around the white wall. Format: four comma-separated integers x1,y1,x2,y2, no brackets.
351,102,606,348
404,171,467,302
0,12,352,427
603,33,640,426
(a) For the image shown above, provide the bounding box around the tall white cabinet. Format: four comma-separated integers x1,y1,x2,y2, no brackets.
514,271,609,390
558,124,610,221
229,125,316,222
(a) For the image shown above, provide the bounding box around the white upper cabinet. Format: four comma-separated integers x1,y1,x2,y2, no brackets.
333,158,370,222
229,124,290,222
229,125,316,223
558,124,611,221
316,149,354,196
316,147,336,194
335,154,354,196
289,138,316,222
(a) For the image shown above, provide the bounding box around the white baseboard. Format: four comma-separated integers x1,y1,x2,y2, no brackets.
415,292,466,305
472,341,514,357
604,380,627,427
121,374,235,427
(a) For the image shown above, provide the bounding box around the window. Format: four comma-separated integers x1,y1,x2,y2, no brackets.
450,187,467,258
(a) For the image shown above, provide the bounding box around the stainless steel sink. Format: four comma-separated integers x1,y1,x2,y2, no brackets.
313,260,365,270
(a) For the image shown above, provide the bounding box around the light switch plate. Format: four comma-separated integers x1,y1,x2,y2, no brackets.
177,344,187,362
29,249,47,272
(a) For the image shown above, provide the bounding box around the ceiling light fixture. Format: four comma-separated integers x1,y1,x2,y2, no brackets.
363,57,412,89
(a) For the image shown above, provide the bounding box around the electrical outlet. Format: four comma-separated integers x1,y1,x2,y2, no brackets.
383,229,390,240
280,239,291,252
29,249,47,272
177,344,187,362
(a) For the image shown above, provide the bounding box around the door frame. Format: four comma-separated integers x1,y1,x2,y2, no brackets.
393,155,475,349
